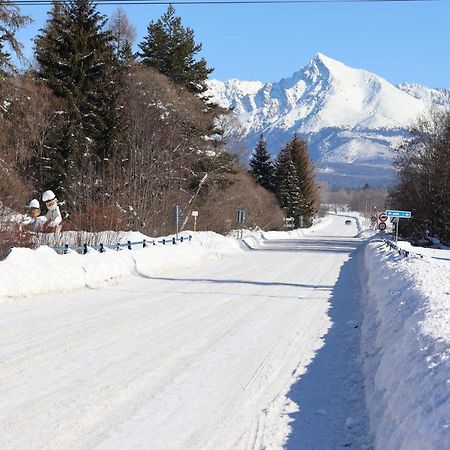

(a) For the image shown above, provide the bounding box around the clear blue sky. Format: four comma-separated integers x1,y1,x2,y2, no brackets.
16,1,450,88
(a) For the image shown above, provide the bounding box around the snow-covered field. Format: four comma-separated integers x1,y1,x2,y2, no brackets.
1,215,448,449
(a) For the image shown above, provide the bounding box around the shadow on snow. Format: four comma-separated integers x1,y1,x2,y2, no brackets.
246,238,362,254
284,244,372,450
142,276,333,291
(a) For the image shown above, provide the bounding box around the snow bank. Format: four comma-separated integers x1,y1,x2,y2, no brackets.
396,240,450,263
303,215,334,234
241,215,339,249
0,232,242,299
362,242,450,449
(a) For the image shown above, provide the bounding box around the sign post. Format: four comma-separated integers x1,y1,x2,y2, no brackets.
172,204,183,240
385,210,412,243
191,210,198,232
236,208,246,239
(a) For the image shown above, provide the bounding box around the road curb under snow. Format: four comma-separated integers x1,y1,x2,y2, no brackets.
361,242,450,450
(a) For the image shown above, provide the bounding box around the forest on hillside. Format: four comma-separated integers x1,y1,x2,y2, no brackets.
0,1,319,248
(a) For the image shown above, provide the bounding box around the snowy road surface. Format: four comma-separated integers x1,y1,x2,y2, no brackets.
0,216,368,449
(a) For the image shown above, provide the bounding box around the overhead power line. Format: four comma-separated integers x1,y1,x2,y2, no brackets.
10,0,446,5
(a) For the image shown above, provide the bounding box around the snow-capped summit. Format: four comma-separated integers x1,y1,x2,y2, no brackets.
396,83,450,108
207,78,264,110
207,54,449,187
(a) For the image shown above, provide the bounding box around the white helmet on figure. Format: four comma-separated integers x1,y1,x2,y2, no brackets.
28,199,40,209
42,190,56,203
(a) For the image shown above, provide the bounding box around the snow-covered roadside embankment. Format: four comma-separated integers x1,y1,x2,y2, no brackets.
241,216,337,249
362,242,450,449
0,232,242,298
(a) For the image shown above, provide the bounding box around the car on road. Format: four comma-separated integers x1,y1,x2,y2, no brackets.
345,219,352,225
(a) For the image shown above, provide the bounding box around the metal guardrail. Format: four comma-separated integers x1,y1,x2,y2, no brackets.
53,235,192,255
376,238,424,259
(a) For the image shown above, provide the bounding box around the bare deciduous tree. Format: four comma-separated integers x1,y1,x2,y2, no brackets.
108,7,136,60
390,109,450,243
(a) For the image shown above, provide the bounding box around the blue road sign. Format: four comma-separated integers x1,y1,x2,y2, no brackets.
385,210,412,219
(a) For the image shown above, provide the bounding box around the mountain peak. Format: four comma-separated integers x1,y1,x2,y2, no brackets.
205,54,445,187
313,52,336,64
311,52,345,71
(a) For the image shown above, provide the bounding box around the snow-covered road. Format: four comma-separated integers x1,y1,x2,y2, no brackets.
0,216,368,449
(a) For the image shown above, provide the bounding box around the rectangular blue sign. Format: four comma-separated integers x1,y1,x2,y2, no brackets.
385,210,412,218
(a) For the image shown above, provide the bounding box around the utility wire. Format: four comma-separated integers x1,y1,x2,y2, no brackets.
10,0,447,5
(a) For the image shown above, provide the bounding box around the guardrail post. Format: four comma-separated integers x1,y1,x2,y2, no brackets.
189,235,192,241
83,243,88,255
153,240,156,246
64,244,69,254
127,240,132,250
116,243,120,251
180,236,183,243
172,237,176,245
162,239,165,245
143,239,146,248
99,243,104,253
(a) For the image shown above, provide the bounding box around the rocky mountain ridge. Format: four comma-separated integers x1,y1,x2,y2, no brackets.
207,54,450,187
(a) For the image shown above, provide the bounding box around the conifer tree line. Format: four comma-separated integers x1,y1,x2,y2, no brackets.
0,1,286,240
250,134,318,227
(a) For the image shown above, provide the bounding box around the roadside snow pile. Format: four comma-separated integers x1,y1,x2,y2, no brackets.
396,240,450,263
0,231,242,298
31,230,161,249
242,214,362,249
362,242,450,449
242,227,306,249
303,215,334,234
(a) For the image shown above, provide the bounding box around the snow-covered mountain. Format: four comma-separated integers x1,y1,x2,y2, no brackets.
207,53,450,187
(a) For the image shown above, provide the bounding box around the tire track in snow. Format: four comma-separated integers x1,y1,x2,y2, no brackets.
1,216,363,450
1,282,282,450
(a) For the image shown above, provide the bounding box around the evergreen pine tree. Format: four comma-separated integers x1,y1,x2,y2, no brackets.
249,134,274,191
120,39,135,64
274,144,301,223
138,5,213,94
287,134,317,226
0,40,11,81
0,1,30,79
34,0,65,96
34,0,121,199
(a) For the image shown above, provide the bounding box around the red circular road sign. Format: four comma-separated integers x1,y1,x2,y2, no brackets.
379,213,388,222
378,222,387,231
